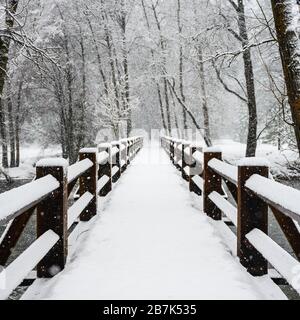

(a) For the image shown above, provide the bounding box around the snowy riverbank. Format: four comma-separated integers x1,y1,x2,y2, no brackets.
213,139,299,179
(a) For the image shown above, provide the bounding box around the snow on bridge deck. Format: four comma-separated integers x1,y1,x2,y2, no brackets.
24,143,285,300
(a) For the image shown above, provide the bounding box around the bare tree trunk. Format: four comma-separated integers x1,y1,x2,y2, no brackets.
0,0,19,168
0,100,8,168
163,78,172,134
141,0,167,132
54,77,68,159
157,83,167,131
0,0,18,101
57,5,75,163
177,0,187,130
120,0,131,136
102,9,121,113
197,46,212,145
170,88,181,138
66,61,75,162
152,3,172,134
236,0,258,157
15,81,22,167
271,0,300,155
76,22,87,151
86,16,109,96
7,82,15,167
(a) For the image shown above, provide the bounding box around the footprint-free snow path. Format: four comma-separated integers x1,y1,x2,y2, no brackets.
24,144,284,300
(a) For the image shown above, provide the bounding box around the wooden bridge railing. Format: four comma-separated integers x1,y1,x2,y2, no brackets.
0,136,143,299
161,135,300,295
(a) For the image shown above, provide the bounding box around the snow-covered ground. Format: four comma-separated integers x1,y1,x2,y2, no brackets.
0,144,61,180
214,139,299,178
23,143,285,300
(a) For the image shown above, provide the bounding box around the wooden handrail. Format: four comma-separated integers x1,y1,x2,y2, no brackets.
0,136,144,299
0,175,59,225
161,135,300,293
245,174,300,224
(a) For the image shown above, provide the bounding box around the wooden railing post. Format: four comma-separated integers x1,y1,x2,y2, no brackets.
36,158,68,278
120,140,127,172
132,139,135,158
178,140,183,171
189,145,202,195
131,139,134,159
134,139,137,154
98,143,112,196
111,142,121,182
139,137,143,152
170,140,175,164
203,150,222,220
237,162,269,276
136,138,139,154
127,140,131,165
79,148,98,221
182,142,190,182
174,140,180,170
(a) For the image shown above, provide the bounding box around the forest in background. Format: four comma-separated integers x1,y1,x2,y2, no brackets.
0,0,299,167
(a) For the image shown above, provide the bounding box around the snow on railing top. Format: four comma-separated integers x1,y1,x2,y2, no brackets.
209,191,237,226
237,157,270,167
203,146,221,153
246,228,300,294
181,140,190,145
208,158,238,184
68,158,93,184
245,174,300,223
0,175,59,224
79,147,98,154
97,151,109,164
0,230,59,300
98,143,111,149
111,146,119,157
193,150,203,164
36,158,69,169
189,142,204,148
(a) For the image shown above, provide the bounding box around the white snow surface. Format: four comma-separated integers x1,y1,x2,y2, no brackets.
0,175,59,224
36,158,69,169
247,229,300,294
24,144,284,300
245,174,300,220
98,143,111,149
209,191,237,227
0,144,62,180
68,192,94,229
97,151,109,164
68,159,93,183
237,157,270,167
192,150,203,164
0,230,59,300
203,146,221,153
111,146,119,157
79,147,98,154
213,139,298,178
208,158,238,184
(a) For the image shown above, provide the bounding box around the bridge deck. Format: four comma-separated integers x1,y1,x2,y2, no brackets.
24,144,284,300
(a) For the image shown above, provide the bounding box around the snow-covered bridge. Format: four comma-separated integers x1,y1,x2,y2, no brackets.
0,137,300,299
